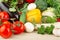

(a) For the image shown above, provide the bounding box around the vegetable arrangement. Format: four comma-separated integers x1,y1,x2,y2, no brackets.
0,0,60,39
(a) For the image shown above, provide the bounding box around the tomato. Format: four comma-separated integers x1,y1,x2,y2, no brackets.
2,21,12,28
57,18,60,22
12,21,25,34
0,24,12,38
25,0,35,3
0,26,1,34
0,11,10,20
1,19,8,23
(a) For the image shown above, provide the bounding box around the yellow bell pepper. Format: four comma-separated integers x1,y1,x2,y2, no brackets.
26,9,42,23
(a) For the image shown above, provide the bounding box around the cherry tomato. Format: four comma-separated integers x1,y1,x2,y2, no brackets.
12,21,25,34
0,24,12,39
0,11,10,20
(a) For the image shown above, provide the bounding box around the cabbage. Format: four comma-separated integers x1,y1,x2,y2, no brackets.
42,7,57,23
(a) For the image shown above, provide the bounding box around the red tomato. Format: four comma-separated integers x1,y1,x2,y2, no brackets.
1,19,8,23
57,18,60,22
0,11,10,20
0,24,12,39
0,26,1,34
25,0,35,3
12,21,25,34
2,21,12,28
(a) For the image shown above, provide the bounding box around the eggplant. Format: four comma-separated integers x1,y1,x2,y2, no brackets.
0,2,20,20
0,7,3,11
10,12,20,20
2,2,9,8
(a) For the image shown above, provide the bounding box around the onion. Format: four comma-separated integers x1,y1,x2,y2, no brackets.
24,22,34,33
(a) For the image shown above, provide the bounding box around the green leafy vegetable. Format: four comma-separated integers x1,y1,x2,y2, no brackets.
37,25,55,34
42,16,56,23
45,25,54,34
0,0,8,2
10,0,18,8
46,16,56,23
0,0,3,2
45,26,50,33
38,25,45,34
20,3,28,23
45,0,60,18
35,0,48,11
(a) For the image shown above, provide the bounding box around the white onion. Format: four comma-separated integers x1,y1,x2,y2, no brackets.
53,28,60,37
24,22,34,33
27,3,36,10
53,22,60,28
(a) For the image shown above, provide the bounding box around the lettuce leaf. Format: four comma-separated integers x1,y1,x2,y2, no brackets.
20,3,28,23
45,0,60,18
